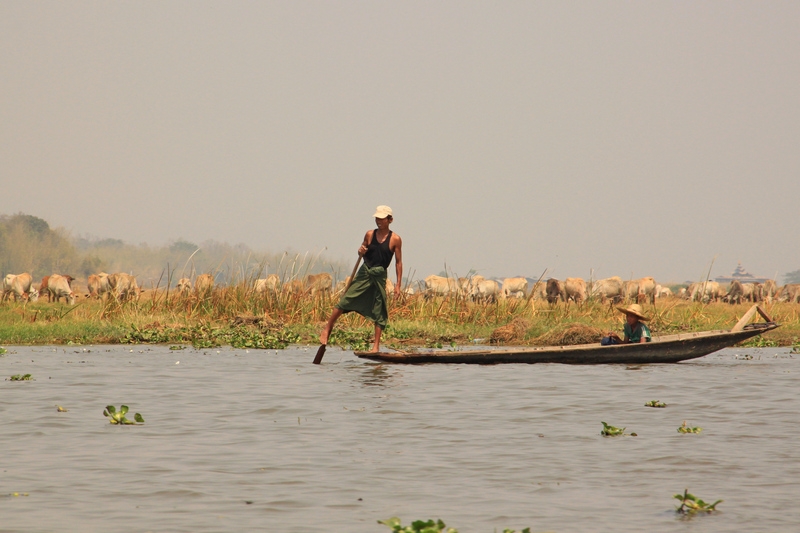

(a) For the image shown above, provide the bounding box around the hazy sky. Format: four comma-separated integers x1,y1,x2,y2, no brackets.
2,2,798,284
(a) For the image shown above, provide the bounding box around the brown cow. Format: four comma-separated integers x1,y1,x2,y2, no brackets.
39,276,51,302
545,278,566,304
304,273,333,297
194,274,214,294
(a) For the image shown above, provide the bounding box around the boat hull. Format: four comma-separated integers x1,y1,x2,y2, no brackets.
355,324,779,365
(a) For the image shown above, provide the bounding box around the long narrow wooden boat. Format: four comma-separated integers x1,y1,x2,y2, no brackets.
355,306,779,365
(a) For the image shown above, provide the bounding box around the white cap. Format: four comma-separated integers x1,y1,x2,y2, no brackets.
373,205,393,218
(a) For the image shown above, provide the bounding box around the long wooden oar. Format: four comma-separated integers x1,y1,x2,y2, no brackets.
313,256,362,364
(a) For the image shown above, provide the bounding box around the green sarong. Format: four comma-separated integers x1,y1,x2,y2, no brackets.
336,264,389,329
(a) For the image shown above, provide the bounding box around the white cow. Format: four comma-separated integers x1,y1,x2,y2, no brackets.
687,281,723,302
501,277,528,299
87,272,111,299
2,273,35,302
778,284,800,303
424,275,461,298
590,276,624,304
176,277,192,295
108,273,140,301
655,285,673,299
529,281,547,301
762,280,779,302
565,277,587,304
47,274,75,305
254,274,280,294
470,278,500,303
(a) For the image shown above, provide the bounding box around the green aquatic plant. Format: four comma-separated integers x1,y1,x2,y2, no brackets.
169,345,186,350
103,405,144,425
0,347,7,355
8,374,33,381
677,421,702,434
600,421,636,436
601,421,625,436
378,517,457,533
123,323,299,350
645,400,667,408
674,489,722,514
378,518,531,533
741,335,778,348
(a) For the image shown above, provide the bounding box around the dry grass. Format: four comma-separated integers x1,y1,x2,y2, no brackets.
1,287,798,347
531,323,606,346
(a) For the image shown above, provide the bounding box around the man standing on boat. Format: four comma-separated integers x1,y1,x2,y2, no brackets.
320,205,403,353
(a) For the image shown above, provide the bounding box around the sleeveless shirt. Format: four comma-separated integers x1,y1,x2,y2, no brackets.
363,230,394,269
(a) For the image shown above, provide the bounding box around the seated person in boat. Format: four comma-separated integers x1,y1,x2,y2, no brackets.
601,304,651,345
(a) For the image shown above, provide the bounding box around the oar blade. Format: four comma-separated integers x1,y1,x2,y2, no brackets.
312,344,327,364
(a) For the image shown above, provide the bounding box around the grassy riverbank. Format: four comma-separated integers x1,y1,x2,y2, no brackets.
0,288,798,350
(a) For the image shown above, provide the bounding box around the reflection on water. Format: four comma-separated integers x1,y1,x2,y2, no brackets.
359,363,400,388
1,345,799,533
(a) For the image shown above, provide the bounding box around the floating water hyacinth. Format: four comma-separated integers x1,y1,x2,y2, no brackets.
378,518,531,533
103,405,144,425
378,517,458,533
674,489,722,514
8,374,33,381
601,422,625,436
645,400,667,408
600,422,636,436
677,421,702,434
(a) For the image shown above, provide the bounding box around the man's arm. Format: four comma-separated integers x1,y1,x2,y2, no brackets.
391,234,403,296
358,231,372,257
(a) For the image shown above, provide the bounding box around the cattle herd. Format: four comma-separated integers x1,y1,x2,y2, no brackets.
2,270,799,305
0,271,338,304
419,274,800,305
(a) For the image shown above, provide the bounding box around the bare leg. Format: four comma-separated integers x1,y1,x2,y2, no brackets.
320,308,344,345
371,325,383,353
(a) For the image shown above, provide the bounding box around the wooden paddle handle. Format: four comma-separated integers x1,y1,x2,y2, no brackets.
312,255,362,365
345,256,362,292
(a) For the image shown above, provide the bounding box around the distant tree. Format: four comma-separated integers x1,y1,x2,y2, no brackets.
95,238,125,248
169,239,198,253
80,255,105,277
784,269,800,285
0,213,79,275
5,213,50,236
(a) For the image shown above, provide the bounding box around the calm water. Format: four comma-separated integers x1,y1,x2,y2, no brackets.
1,344,798,533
